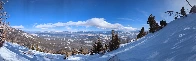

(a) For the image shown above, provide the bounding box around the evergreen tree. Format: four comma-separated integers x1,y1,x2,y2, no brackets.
109,42,114,51
137,27,146,39
96,38,103,53
180,7,187,17
155,23,160,31
90,49,94,55
147,14,160,33
115,34,120,49
109,30,120,51
92,42,98,54
104,44,109,52
91,38,103,54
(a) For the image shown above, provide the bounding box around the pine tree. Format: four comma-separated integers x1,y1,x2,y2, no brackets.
137,27,146,39
109,30,120,51
155,23,160,31
92,42,97,54
114,34,120,49
96,38,103,53
147,14,160,33
104,44,109,52
109,42,113,51
90,49,94,55
91,38,103,54
180,7,187,17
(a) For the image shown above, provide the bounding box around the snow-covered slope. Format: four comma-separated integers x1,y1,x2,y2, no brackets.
89,14,196,61
0,41,66,61
1,14,196,61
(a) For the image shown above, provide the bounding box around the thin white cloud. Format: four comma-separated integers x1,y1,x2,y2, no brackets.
35,18,137,31
65,26,71,30
136,8,149,17
12,25,24,29
142,24,148,26
140,11,149,17
117,18,134,21
35,23,55,29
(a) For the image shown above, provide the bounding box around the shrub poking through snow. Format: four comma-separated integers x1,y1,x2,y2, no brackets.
160,20,167,29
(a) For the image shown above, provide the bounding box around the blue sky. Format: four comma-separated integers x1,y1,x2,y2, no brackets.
4,0,195,31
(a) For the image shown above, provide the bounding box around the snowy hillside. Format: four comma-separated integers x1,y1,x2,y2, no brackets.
1,14,196,61
0,41,65,61
88,14,196,61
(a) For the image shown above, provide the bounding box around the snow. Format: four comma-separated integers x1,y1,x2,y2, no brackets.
31,34,38,36
0,41,65,61
0,14,196,61
85,14,196,61
0,42,30,61
22,33,34,38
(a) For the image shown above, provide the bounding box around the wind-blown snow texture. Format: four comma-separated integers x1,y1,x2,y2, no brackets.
1,14,196,61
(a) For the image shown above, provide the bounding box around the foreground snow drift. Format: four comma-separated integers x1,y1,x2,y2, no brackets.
1,14,196,61
0,41,66,61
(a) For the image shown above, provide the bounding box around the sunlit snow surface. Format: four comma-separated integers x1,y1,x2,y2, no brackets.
1,14,196,61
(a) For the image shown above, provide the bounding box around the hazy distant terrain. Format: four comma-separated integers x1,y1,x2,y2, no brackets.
7,29,138,52
28,31,138,50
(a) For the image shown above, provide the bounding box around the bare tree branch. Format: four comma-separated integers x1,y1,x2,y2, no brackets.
186,0,193,7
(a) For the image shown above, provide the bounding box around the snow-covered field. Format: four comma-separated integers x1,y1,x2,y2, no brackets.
1,14,196,61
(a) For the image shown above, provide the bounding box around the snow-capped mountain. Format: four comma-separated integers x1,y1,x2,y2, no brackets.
1,13,196,61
